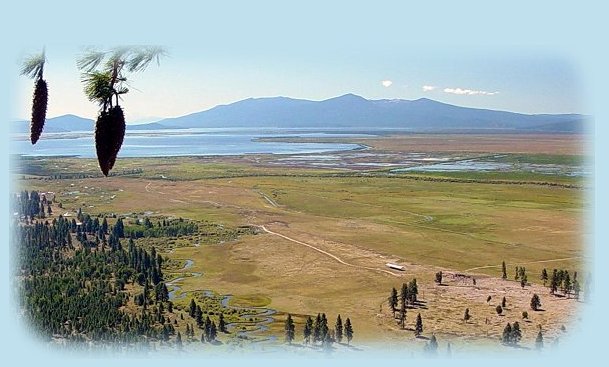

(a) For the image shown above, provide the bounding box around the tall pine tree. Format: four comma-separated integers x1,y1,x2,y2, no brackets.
335,314,343,343
415,313,423,337
344,318,353,345
284,314,295,344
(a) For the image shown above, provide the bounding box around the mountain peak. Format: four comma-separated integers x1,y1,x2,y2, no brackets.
339,93,365,99
324,93,368,103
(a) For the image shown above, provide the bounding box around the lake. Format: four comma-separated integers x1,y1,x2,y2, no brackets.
11,128,367,158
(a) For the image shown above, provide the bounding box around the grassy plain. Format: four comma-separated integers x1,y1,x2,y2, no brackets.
14,133,588,352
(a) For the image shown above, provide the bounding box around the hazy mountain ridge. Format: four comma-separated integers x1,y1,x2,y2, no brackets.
12,115,168,134
11,94,588,133
159,94,587,132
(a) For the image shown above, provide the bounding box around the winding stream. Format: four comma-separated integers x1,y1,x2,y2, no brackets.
166,258,277,343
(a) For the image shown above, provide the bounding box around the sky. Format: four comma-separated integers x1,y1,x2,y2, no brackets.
12,45,584,124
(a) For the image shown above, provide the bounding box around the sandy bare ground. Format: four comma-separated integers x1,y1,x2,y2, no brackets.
355,134,586,155
258,225,402,278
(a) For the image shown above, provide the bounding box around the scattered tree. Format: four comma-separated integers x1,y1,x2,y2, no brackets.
389,287,398,317
562,272,572,297
535,330,544,350
415,313,423,337
511,322,522,345
399,300,406,329
550,269,559,294
344,318,353,345
502,323,512,344
219,313,227,333
303,316,313,344
502,261,507,279
530,294,541,311
573,279,581,300
502,296,507,309
284,314,295,344
335,314,343,343
435,271,443,285
464,308,471,323
541,268,548,286
400,282,408,310
496,305,503,315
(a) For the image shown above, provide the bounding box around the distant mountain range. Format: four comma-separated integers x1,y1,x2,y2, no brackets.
12,94,589,134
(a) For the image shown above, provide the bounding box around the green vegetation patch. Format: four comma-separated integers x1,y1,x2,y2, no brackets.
228,294,272,308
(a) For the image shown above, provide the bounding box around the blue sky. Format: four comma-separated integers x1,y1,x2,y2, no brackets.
12,45,584,123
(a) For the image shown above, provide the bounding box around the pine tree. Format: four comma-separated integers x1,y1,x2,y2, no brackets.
196,306,203,327
435,271,443,285
313,313,322,343
463,308,471,323
322,333,333,351
408,279,419,304
496,305,503,315
530,294,541,311
399,300,407,329
541,268,548,286
511,322,522,345
219,313,227,333
415,313,423,337
284,314,295,344
502,296,507,308
335,314,343,343
400,282,409,309
209,321,217,342
535,330,544,350
502,261,507,279
321,313,329,340
573,279,581,300
304,316,313,344
563,272,572,297
389,287,398,317
203,316,212,341
344,318,353,345
502,323,512,344
550,269,559,294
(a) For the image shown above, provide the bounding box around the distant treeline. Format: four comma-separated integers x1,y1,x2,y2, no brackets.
19,168,144,180
124,217,198,239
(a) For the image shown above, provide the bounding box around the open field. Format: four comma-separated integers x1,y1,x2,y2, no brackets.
13,133,589,353
258,133,588,155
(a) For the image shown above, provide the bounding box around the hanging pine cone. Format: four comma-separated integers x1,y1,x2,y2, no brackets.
30,78,48,144
95,105,125,176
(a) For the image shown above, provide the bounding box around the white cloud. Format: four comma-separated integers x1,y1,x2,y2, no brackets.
443,87,499,96
381,80,393,87
422,85,436,92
